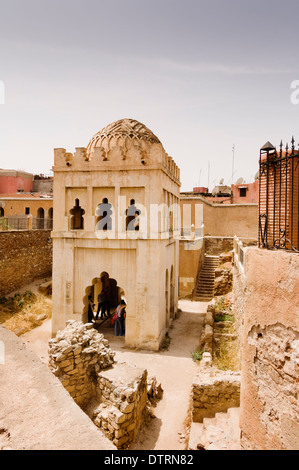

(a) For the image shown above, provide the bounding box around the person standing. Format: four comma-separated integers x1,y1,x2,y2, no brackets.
114,300,126,336
95,290,105,320
87,295,95,323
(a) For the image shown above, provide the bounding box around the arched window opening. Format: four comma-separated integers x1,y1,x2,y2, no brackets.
70,199,85,230
95,198,113,231
47,207,53,229
126,199,140,231
37,207,45,229
0,207,4,217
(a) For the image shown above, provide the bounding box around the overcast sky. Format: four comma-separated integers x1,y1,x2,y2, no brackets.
0,0,298,191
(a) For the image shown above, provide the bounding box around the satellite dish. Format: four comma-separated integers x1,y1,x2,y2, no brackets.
219,178,224,185
236,177,244,184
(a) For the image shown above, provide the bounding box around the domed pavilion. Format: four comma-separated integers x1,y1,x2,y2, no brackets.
51,118,181,350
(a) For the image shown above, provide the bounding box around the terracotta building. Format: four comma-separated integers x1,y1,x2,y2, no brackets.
0,169,33,194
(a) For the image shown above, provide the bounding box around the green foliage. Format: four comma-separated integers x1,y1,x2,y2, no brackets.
0,291,36,316
191,349,204,362
214,313,234,323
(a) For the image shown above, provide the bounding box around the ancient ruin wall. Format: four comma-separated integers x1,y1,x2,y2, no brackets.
192,368,240,423
233,247,299,450
0,230,52,296
48,321,155,449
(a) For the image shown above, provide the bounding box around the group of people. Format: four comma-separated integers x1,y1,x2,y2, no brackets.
87,290,127,337
87,289,110,323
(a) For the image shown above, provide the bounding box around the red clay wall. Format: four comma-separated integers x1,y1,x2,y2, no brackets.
234,247,299,450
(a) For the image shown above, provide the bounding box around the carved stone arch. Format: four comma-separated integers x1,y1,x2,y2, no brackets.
82,272,125,323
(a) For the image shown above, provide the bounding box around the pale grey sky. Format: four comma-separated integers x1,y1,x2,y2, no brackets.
0,0,298,190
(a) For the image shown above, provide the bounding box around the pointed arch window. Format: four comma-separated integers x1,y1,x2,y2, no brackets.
95,198,113,231
126,199,140,231
70,199,85,230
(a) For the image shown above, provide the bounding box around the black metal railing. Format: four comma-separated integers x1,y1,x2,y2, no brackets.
259,138,299,252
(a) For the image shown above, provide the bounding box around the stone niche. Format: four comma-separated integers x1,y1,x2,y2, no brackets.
48,321,161,449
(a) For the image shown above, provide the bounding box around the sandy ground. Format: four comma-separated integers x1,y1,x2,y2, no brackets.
21,298,209,450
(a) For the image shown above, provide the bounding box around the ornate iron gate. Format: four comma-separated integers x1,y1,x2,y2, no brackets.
259,138,299,252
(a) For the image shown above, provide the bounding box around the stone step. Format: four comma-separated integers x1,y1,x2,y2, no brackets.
194,299,214,302
188,408,241,451
193,254,219,301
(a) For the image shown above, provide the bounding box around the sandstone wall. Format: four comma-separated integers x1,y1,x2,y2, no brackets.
0,230,52,296
192,366,240,423
180,197,258,239
233,247,299,450
48,321,159,449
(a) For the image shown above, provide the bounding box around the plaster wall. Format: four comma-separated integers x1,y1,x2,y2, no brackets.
0,171,33,194
0,197,53,217
180,196,258,239
233,247,299,450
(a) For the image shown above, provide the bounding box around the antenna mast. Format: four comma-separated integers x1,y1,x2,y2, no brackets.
232,144,235,184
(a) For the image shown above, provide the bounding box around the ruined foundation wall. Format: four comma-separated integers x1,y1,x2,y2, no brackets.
0,230,52,296
48,321,153,449
233,247,299,450
192,366,240,423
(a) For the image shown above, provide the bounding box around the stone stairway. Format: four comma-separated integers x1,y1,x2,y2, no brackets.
188,407,241,450
193,255,219,301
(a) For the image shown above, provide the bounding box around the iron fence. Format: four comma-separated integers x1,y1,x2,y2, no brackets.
0,217,53,231
259,138,299,252
32,218,53,230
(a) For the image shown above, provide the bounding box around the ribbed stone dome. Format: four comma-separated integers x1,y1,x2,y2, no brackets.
87,118,161,155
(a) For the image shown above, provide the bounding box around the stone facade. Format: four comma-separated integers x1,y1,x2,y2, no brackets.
48,320,161,449
0,230,52,296
51,118,180,351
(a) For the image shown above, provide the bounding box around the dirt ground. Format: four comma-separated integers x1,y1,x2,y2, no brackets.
21,298,210,450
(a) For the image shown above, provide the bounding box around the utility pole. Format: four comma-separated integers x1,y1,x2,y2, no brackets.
232,144,235,184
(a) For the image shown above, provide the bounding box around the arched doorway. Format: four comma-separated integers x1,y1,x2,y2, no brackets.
170,265,175,319
165,269,169,328
37,207,45,229
48,207,53,229
83,272,125,333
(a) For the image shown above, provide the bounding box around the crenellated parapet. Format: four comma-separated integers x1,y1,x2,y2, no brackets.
53,119,180,183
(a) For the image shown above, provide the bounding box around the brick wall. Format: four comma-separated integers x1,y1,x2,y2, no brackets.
0,230,52,296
